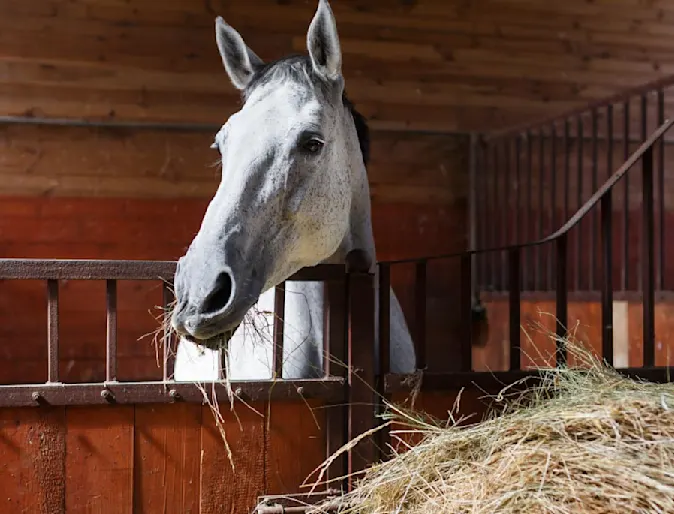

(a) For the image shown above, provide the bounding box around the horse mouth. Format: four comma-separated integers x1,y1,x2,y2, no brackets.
179,323,241,351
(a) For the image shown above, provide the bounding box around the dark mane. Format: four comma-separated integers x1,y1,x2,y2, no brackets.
242,54,370,167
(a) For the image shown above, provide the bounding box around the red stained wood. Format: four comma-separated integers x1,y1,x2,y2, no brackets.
199,402,265,514
265,400,326,495
65,406,134,514
0,407,66,514
134,404,202,514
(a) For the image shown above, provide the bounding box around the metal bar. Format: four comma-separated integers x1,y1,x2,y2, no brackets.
525,131,533,289
576,116,583,291
377,263,391,460
385,366,674,394
468,133,479,293
549,124,557,290
460,255,473,371
564,120,570,225
502,139,510,289
590,108,599,290
508,248,521,371
601,192,614,366
323,277,348,487
556,234,568,366
379,119,674,267
414,261,427,369
0,378,346,407
105,279,117,382
346,267,376,487
0,260,345,282
162,282,175,382
47,280,59,383
515,136,521,248
639,94,648,292
657,89,665,290
273,283,285,379
623,100,630,291
536,130,544,290
491,143,499,289
643,147,656,367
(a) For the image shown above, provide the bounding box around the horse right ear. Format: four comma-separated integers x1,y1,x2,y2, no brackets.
215,17,264,90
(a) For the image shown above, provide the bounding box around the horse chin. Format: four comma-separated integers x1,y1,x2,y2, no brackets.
183,323,241,351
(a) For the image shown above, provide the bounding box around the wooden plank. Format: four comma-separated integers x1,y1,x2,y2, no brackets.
0,407,66,514
265,400,326,495
64,406,134,514
199,402,265,514
134,404,202,514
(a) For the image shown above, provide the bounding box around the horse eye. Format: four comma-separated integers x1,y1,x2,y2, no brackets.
302,138,324,154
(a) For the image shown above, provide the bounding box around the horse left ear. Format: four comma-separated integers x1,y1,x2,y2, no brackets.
306,0,342,81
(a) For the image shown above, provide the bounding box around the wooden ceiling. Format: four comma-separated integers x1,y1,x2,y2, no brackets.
3,0,674,133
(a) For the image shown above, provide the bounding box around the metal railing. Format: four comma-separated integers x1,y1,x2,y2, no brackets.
476,75,674,293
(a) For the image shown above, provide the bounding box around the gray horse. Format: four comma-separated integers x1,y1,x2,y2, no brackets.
170,0,416,381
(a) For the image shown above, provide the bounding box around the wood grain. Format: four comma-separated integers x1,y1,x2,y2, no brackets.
134,404,202,514
2,0,674,131
0,124,467,203
64,406,134,514
0,407,66,514
199,402,265,514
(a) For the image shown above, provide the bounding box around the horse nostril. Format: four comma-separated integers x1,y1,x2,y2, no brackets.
201,271,234,315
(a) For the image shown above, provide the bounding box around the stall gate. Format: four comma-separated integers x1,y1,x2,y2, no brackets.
2,79,674,513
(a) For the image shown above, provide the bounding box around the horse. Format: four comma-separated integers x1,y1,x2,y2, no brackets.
170,0,417,381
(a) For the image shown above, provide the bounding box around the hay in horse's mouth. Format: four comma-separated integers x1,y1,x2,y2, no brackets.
183,325,240,351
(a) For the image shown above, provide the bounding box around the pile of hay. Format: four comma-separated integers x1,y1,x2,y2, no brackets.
315,346,674,513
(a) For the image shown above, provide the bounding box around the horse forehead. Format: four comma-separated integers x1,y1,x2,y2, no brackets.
239,82,324,128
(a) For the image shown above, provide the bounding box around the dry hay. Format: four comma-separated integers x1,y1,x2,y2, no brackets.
313,343,674,514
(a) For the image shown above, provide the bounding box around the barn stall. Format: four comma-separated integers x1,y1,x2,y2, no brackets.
0,1,674,513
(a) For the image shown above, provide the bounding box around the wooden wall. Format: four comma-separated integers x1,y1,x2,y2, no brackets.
3,0,674,132
473,296,674,373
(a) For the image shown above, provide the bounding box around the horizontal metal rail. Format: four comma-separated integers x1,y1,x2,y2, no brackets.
0,378,346,407
0,259,346,282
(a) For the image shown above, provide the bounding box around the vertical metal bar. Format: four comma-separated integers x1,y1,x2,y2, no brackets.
346,269,376,486
273,283,285,378
576,116,583,291
590,108,598,290
526,131,533,289
642,147,656,367
162,282,174,382
601,192,614,366
638,94,648,292
468,133,479,292
377,263,391,460
105,279,117,382
602,105,614,366
508,248,521,371
564,120,570,225
515,137,521,247
502,139,510,289
460,255,473,372
324,277,347,487
479,140,488,290
623,100,630,291
657,89,665,290
548,124,557,290
414,261,427,370
491,144,498,290
556,235,568,366
47,279,59,383
536,129,544,290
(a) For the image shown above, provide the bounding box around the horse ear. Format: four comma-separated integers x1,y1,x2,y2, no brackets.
215,17,264,90
306,0,342,81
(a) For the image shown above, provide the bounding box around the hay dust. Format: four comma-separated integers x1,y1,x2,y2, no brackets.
311,342,674,514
